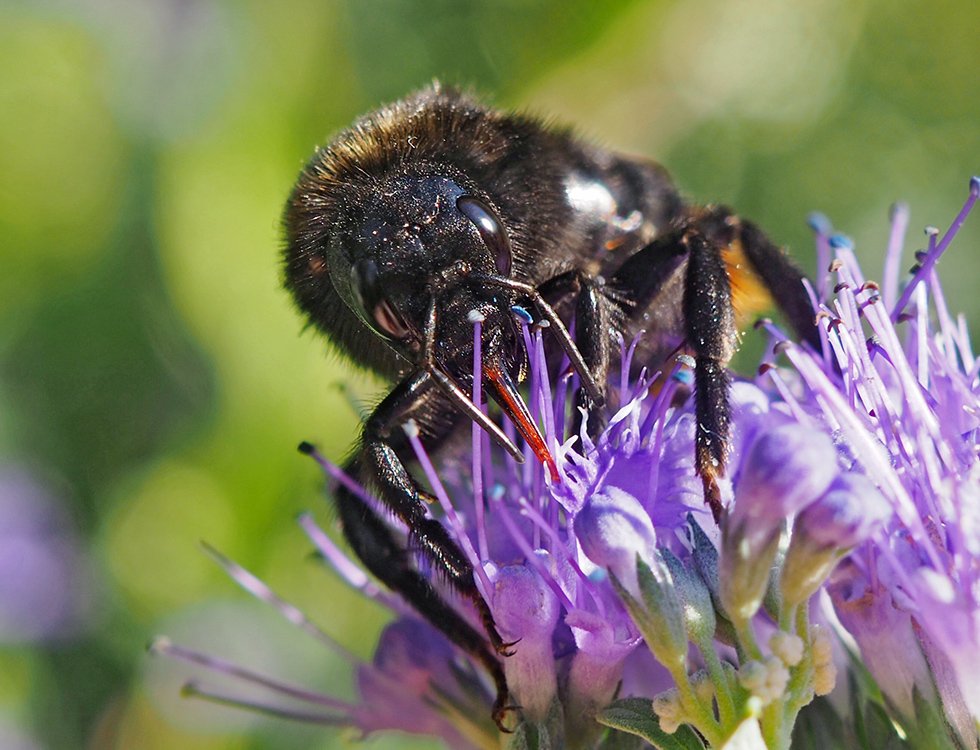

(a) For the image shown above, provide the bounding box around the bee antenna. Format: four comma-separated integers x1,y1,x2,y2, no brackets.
476,274,604,406
419,297,525,463
425,364,525,464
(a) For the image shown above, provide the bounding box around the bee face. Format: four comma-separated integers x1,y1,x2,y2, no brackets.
289,158,520,382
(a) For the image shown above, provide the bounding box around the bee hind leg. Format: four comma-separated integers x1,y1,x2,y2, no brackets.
732,216,822,351
679,229,738,522
609,205,823,521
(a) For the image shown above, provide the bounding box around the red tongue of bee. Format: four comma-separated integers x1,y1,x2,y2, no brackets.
483,363,559,482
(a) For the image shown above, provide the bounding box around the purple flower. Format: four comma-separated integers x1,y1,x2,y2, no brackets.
827,559,934,720
575,487,657,598
152,179,980,749
794,474,891,551
490,561,561,721
353,618,490,747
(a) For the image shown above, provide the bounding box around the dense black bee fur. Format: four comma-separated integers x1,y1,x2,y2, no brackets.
283,84,820,729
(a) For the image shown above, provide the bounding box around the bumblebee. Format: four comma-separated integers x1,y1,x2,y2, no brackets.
283,84,818,727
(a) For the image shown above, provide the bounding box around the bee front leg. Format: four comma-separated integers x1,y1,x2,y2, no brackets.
358,371,515,653
480,274,606,431
342,370,518,727
536,270,615,437
334,480,515,729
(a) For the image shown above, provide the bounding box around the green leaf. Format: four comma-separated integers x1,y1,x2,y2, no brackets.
597,697,705,750
505,721,542,750
596,727,648,750
849,673,907,750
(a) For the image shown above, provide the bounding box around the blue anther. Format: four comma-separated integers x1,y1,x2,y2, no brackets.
511,305,534,324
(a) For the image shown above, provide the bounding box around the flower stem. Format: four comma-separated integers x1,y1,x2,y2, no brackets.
696,635,737,728
733,616,764,662
671,668,723,747
785,606,814,716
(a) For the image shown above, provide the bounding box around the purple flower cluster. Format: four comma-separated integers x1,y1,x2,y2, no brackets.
805,181,980,747
156,179,979,749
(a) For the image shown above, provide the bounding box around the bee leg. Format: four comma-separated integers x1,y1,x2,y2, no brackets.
610,226,738,521
360,372,516,653
334,483,516,730
573,277,614,436
345,370,519,724
680,230,739,522
536,270,614,438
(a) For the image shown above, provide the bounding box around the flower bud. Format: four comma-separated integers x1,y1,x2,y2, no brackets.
356,619,473,741
809,625,838,696
565,609,640,742
738,657,790,706
721,425,838,622
652,688,684,734
691,669,715,705
781,474,890,607
492,563,560,721
827,561,934,721
769,632,804,667
370,618,456,692
731,425,839,533
575,487,657,599
794,474,891,549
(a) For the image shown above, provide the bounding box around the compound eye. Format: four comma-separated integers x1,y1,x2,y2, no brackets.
457,195,512,276
350,259,411,340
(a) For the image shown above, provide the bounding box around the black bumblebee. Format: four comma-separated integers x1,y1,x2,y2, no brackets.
283,84,819,728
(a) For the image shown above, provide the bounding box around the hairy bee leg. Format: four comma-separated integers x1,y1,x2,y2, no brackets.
683,210,824,518
334,484,516,730
536,270,614,437
359,374,513,656
609,226,738,521
681,230,739,522
607,232,689,311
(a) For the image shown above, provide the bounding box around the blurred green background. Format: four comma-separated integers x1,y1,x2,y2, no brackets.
0,1,977,748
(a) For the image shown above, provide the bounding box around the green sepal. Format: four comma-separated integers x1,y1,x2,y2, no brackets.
789,697,849,750
503,695,566,750
637,554,689,669
662,547,716,644
688,515,720,603
905,687,963,750
609,563,687,673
